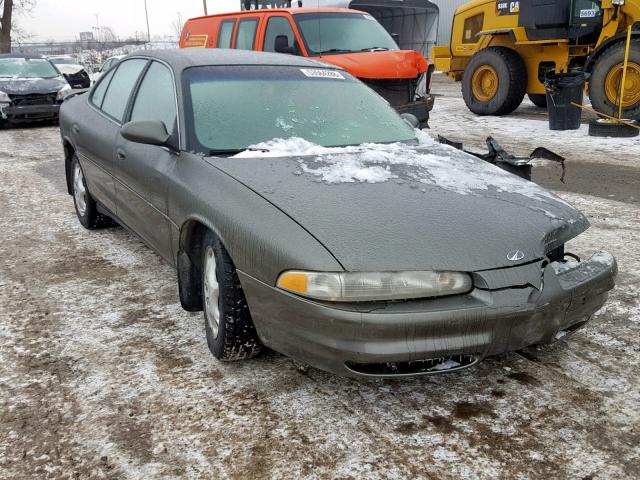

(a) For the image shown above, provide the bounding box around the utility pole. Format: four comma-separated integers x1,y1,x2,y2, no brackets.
144,0,151,48
203,0,208,15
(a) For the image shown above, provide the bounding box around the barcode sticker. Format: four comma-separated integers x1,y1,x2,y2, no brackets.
300,69,345,80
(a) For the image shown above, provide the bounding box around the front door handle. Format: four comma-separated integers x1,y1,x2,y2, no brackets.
72,124,80,134
116,148,126,161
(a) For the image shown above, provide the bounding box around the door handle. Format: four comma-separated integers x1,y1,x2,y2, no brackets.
72,124,80,134
116,148,126,161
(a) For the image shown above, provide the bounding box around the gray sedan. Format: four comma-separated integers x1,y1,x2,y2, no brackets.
59,49,617,378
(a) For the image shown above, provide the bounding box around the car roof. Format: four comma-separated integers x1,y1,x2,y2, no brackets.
188,7,362,21
0,53,46,59
125,48,341,72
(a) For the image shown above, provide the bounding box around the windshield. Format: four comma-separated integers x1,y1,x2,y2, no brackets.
184,66,415,154
51,57,78,65
294,13,398,55
0,58,59,78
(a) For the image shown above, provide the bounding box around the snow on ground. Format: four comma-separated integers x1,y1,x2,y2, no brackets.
0,78,639,479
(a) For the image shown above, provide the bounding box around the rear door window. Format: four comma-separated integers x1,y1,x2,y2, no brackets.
218,19,235,48
235,18,258,50
264,16,297,53
130,61,177,134
101,59,147,122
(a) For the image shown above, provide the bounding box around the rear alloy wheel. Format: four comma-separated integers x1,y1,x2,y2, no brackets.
71,155,112,229
201,231,262,361
528,93,548,108
590,40,640,120
462,47,527,115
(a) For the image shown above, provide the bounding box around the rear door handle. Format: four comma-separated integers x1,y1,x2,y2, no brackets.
72,124,80,134
116,148,126,161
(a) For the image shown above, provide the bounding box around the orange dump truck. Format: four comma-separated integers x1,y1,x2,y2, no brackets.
180,4,436,127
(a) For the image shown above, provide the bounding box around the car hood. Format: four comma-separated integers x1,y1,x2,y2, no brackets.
208,139,588,273
0,75,67,95
55,64,85,75
316,50,427,79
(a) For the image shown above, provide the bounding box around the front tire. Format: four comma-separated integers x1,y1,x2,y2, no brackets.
462,47,527,116
589,40,640,120
201,231,262,361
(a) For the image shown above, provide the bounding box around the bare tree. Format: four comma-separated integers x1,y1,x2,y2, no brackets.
0,0,35,53
170,12,184,41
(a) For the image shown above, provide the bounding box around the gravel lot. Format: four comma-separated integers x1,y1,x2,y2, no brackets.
1,76,639,479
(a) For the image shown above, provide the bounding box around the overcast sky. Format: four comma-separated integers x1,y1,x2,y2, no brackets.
18,0,241,42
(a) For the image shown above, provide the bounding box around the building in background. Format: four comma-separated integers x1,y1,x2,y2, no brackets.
429,0,467,47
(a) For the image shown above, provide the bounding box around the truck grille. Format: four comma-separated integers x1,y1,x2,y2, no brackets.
360,78,416,107
9,93,57,107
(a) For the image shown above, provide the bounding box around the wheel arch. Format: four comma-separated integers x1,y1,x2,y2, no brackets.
176,216,230,312
585,31,640,73
62,137,76,195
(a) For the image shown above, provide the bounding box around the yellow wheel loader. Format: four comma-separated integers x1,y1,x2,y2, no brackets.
433,0,640,119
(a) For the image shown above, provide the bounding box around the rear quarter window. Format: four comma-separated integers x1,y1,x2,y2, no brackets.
235,18,258,50
90,68,115,109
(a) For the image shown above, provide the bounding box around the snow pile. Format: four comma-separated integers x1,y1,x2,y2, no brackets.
234,130,566,206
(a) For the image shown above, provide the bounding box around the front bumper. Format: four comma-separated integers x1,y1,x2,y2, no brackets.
395,95,435,129
239,251,617,378
1,103,60,122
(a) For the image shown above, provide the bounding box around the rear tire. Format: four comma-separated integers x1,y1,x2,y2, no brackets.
71,155,111,229
588,119,639,138
201,231,262,361
462,47,527,116
589,40,640,120
528,93,548,108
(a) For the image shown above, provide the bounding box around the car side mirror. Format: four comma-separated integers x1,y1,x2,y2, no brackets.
400,113,419,129
274,35,296,54
391,33,400,46
121,120,172,147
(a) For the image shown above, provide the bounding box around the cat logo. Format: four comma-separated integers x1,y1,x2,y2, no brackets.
497,1,520,16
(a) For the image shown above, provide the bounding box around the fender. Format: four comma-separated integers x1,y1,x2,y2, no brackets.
585,29,640,73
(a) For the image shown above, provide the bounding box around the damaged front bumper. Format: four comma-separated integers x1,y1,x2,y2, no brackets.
239,251,617,378
1,103,60,122
395,95,435,129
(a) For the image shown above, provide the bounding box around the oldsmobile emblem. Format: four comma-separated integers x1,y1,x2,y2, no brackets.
507,250,525,261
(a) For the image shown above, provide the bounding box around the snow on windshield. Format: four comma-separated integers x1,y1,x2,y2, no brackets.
233,129,569,208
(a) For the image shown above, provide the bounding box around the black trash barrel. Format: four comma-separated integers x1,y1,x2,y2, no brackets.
544,72,585,130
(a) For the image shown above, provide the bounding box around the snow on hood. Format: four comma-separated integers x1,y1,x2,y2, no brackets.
234,129,570,211
55,64,85,75
0,75,67,95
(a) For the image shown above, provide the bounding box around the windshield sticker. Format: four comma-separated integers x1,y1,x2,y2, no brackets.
300,69,344,80
580,9,597,18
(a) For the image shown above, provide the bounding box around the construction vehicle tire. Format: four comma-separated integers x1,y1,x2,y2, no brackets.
462,47,527,116
589,40,640,121
528,94,548,108
588,119,639,138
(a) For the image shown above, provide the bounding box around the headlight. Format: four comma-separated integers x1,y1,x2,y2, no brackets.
0,90,9,103
56,84,72,101
276,270,472,302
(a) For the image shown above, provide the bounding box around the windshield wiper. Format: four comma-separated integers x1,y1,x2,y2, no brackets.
208,149,245,156
359,47,390,52
317,48,353,55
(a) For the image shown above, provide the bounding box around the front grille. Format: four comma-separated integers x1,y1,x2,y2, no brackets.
360,78,416,107
9,93,57,107
345,354,478,376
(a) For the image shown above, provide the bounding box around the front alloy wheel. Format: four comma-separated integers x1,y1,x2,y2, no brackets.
203,245,220,339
